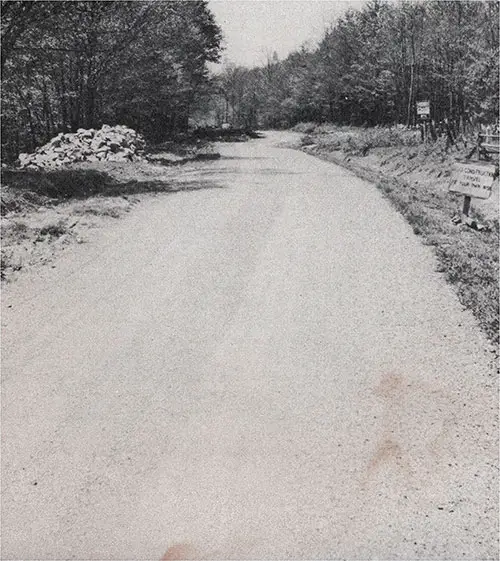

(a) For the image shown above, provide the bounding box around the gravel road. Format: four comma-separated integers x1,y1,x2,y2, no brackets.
2,132,498,560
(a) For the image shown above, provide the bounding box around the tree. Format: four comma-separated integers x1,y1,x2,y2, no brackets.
1,0,223,160
215,0,498,132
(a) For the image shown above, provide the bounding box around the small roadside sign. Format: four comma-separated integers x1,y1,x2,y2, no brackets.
416,101,430,119
449,162,496,200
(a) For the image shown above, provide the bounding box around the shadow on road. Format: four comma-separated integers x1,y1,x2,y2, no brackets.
1,168,224,214
103,178,224,197
219,156,270,161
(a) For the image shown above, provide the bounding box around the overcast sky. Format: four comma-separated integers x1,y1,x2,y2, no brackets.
208,0,366,68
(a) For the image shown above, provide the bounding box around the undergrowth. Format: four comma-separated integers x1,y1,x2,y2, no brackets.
298,123,421,155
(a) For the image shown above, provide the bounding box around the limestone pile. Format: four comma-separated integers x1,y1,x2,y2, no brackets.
18,125,145,169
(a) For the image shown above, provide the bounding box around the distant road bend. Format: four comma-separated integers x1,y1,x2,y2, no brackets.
2,132,498,560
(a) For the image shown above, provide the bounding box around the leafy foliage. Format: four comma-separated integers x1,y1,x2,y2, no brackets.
214,0,498,131
1,0,222,161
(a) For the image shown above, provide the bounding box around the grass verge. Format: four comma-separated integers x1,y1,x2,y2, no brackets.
379,175,498,347
1,161,222,281
297,125,499,349
1,167,221,211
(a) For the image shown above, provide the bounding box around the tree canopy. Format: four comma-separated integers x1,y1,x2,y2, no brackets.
213,0,499,132
1,0,222,161
2,0,498,161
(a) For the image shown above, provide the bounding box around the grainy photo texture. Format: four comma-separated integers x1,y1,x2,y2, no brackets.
1,1,499,559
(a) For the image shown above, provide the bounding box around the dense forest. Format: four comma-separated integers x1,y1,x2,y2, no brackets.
211,0,499,133
1,0,499,163
1,0,222,161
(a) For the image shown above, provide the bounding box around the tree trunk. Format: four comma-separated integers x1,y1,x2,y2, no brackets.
85,84,97,129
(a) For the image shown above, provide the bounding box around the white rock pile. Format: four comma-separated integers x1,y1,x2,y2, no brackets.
18,125,145,169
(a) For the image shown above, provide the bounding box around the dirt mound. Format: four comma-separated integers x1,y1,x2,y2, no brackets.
18,125,146,169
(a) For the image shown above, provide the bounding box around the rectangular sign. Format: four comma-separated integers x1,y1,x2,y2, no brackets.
449,162,496,199
416,101,430,117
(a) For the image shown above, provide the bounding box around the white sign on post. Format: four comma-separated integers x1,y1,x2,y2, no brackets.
417,101,430,119
449,162,496,200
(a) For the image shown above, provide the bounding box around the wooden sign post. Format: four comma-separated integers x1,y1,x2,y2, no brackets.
449,161,496,219
449,129,498,227
417,101,430,141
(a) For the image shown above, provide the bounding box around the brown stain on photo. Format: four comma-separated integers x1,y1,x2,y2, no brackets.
362,372,408,487
361,436,415,490
161,543,196,561
367,438,403,474
374,372,403,400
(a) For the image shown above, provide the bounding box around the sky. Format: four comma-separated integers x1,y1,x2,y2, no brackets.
208,0,366,69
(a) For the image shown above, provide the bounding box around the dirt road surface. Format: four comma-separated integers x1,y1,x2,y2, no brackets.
2,132,498,560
